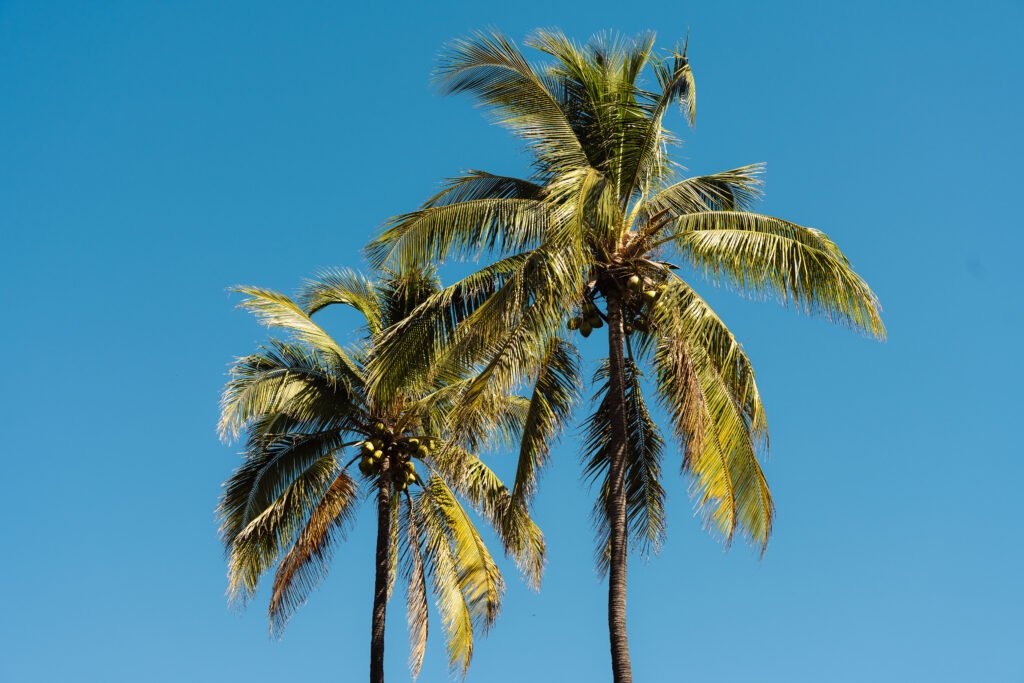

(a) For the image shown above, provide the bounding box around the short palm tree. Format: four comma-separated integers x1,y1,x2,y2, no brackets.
216,268,544,682
366,31,885,683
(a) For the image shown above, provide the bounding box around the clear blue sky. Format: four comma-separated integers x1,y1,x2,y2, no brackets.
2,1,1022,681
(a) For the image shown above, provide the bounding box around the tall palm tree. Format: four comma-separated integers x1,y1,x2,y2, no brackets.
216,268,545,682
366,31,885,682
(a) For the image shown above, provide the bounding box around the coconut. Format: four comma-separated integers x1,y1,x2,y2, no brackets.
374,422,385,433
373,450,384,460
417,444,429,457
580,321,592,337
361,440,375,453
408,438,420,448
591,316,604,329
643,289,657,302
627,274,641,290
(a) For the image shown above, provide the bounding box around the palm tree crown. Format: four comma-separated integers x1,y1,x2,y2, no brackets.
366,30,884,683
217,267,545,680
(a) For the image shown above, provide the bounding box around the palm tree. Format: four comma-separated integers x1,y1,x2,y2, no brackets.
366,31,885,683
216,267,545,682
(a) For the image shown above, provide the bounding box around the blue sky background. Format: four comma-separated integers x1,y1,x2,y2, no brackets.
2,1,1022,681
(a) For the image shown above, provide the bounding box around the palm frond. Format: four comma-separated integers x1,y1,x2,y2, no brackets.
233,286,366,379
645,164,765,216
618,42,696,201
221,451,341,601
653,325,773,550
671,211,886,338
415,483,475,675
219,430,350,577
651,275,768,439
401,495,430,679
511,337,581,507
423,171,545,208
268,471,359,634
427,444,545,588
583,359,666,573
435,30,592,173
421,477,504,634
299,268,383,335
367,252,530,399
366,198,549,270
219,339,354,442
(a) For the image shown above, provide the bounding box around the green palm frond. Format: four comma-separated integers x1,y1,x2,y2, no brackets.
415,483,475,675
386,490,403,601
423,171,545,208
375,266,443,329
366,198,550,270
220,431,350,568
671,211,886,338
420,476,504,633
511,337,581,507
222,451,341,601
400,494,430,678
299,268,383,335
653,325,773,550
652,275,768,439
219,340,354,442
617,41,696,201
644,164,765,215
584,359,666,573
435,30,591,174
428,444,545,587
430,246,585,392
232,286,366,379
268,471,359,634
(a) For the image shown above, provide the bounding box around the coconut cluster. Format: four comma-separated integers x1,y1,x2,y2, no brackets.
566,301,605,337
565,273,667,338
356,422,436,492
623,273,666,333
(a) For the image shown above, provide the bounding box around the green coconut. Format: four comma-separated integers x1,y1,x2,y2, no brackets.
361,440,375,453
627,274,641,290
407,438,419,448
642,289,657,302
417,444,429,457
373,450,384,460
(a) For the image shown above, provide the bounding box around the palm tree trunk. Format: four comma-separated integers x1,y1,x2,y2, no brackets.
370,461,392,683
605,294,633,683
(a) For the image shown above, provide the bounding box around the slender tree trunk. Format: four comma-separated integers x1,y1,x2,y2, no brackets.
604,294,633,683
370,460,392,683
